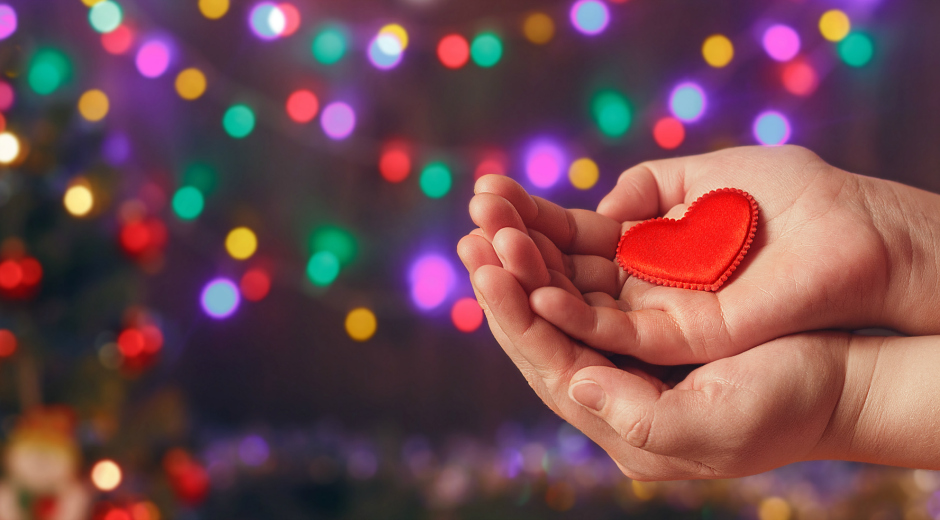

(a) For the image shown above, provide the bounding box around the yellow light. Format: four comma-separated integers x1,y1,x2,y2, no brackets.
175,68,207,101
91,459,122,491
225,227,257,260
379,24,409,50
82,0,106,6
568,158,599,190
702,34,734,68
64,184,94,217
631,480,654,501
758,497,792,520
0,132,20,164
345,307,377,342
78,89,109,122
819,10,850,42
198,0,229,19
523,12,555,45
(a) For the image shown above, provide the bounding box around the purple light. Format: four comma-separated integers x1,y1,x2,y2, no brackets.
103,132,131,165
136,39,171,78
201,278,240,319
0,5,16,40
238,435,269,466
409,254,455,310
525,142,565,189
753,111,791,146
320,102,356,140
762,24,800,62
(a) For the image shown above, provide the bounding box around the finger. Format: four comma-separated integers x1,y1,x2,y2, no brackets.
475,175,539,222
492,227,551,294
548,269,585,301
530,230,623,296
469,193,527,242
457,233,502,275
583,292,618,309
598,159,691,222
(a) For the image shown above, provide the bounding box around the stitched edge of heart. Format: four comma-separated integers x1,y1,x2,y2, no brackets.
615,187,759,292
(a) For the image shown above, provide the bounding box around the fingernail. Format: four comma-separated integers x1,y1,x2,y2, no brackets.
569,380,606,412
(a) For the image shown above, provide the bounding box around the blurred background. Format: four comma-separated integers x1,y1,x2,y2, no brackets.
0,0,938,518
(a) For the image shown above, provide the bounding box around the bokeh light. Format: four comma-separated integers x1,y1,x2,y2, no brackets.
0,5,16,40
249,2,285,40
523,12,555,45
175,68,207,100
0,260,21,290
470,32,503,68
702,34,733,68
78,89,109,122
101,25,133,54
172,186,204,220
311,226,357,266
28,49,71,95
136,40,171,78
419,162,452,198
591,91,631,137
91,460,122,491
526,142,564,189
0,81,13,111
286,89,319,123
345,308,377,342
653,117,685,149
451,298,484,332
201,278,241,319
753,111,791,146
379,24,409,50
239,436,269,466
307,251,340,286
474,153,506,179
438,34,470,69
669,82,706,123
568,158,599,190
312,25,347,65
368,34,404,70
409,254,455,310
762,24,800,62
223,104,256,139
379,142,411,183
0,132,20,164
0,330,15,358
320,102,356,140
89,1,122,34
570,0,610,36
240,268,271,301
199,0,229,19
64,184,94,217
782,60,818,96
183,163,217,195
839,32,874,67
226,227,258,260
819,10,850,42
278,3,300,37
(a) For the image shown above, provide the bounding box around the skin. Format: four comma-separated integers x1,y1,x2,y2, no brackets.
458,146,940,479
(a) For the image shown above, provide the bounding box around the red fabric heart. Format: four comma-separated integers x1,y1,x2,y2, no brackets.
615,188,758,291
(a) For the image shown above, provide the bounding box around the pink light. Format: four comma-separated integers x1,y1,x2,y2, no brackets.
0,81,13,111
409,254,456,311
136,40,171,78
762,24,800,62
320,102,356,140
525,142,564,189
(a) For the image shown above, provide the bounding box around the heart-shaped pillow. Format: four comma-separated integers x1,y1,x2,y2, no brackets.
615,188,758,291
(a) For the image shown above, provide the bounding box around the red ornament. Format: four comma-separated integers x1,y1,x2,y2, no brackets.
615,188,758,291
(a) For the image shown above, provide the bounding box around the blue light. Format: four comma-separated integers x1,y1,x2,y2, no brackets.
669,82,707,123
753,111,791,146
367,34,403,70
201,278,241,319
570,0,610,36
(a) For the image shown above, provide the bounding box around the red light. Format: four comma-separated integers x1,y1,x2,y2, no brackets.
240,268,271,302
0,260,23,290
118,329,145,358
379,143,411,183
653,117,685,150
451,297,484,333
782,60,818,96
140,325,164,354
102,25,134,55
278,3,301,37
0,330,16,358
104,510,131,520
474,157,506,179
0,113,6,132
437,34,470,69
120,222,151,254
286,89,319,123
19,257,42,287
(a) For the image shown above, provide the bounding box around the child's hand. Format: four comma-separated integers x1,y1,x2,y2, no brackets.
469,145,940,364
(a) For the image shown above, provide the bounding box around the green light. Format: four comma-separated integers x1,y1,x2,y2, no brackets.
591,91,632,138
470,32,503,68
172,186,204,221
420,162,452,199
89,1,122,34
311,226,357,266
838,32,873,68
28,49,71,96
223,104,255,139
312,25,347,65
182,163,217,195
307,251,340,286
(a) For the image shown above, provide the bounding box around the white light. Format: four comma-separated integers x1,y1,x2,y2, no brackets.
0,132,18,164
377,34,403,56
267,6,286,36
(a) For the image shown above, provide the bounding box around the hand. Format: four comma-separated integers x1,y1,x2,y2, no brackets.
470,145,940,364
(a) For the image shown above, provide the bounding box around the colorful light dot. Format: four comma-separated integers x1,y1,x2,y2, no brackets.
653,117,685,149
0,132,19,164
307,251,340,286
753,111,791,146
64,185,94,216
226,227,258,260
0,260,21,289
19,258,42,288
28,49,71,95
419,162,452,198
312,25,347,65
570,0,609,36
409,254,455,310
91,460,122,491
249,2,285,40
277,3,300,36
526,142,564,189
437,34,470,69
379,143,411,183
101,24,133,54
763,24,800,62
702,34,733,68
451,297,484,332
782,60,818,96
345,308,377,341
474,154,506,179
78,89,109,122
379,24,409,50
669,82,706,123
183,163,217,195
172,186,204,220
523,12,555,45
0,81,13,111
819,10,850,42
240,268,271,301
0,5,16,40
838,32,873,68
136,40,171,78
89,0,122,34
199,0,229,19
223,104,256,139
470,32,503,68
175,68,207,100
591,91,632,137
311,226,357,266
368,34,404,70
0,330,15,358
759,497,791,520
286,89,319,123
320,102,355,140
201,278,241,319
103,132,130,165
117,329,144,357
568,158,599,190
